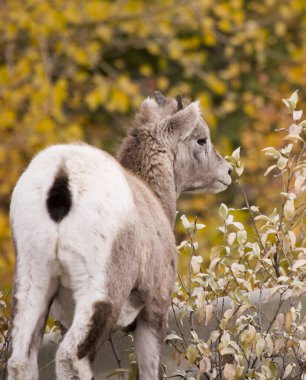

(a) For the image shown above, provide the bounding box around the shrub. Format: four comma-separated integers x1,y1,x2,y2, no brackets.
0,288,10,375
167,91,306,379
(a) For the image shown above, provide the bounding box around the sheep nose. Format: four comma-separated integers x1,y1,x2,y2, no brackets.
228,167,233,176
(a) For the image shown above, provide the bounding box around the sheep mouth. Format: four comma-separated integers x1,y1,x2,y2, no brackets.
217,179,231,187
184,178,231,193
185,185,206,193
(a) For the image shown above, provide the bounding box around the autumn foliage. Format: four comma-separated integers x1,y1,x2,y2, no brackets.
1,1,306,378
170,91,305,379
1,0,306,311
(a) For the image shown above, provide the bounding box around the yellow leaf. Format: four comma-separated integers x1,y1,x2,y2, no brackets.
168,41,183,59
285,311,292,332
294,176,305,194
277,156,288,170
205,304,213,326
157,76,169,91
256,337,265,358
206,74,226,95
224,363,236,380
199,356,211,373
283,134,304,143
107,88,129,112
284,199,295,221
203,31,217,46
292,260,306,272
139,64,152,77
186,344,199,364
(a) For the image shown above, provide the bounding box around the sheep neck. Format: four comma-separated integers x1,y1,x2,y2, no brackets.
118,134,177,227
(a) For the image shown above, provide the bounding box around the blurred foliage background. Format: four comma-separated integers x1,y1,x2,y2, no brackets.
1,0,306,286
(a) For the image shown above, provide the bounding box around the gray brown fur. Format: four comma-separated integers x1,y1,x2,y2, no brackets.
76,171,178,371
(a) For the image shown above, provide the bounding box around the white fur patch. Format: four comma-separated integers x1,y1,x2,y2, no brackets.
11,144,135,298
9,144,136,379
134,322,160,380
116,300,142,328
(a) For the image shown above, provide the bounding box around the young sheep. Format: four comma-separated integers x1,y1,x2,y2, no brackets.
7,92,232,380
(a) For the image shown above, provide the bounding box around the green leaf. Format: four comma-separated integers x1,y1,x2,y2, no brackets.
232,146,241,160
128,362,138,380
284,199,295,221
256,337,265,358
235,164,244,177
264,164,277,176
164,333,183,342
237,230,247,245
261,147,281,158
191,255,203,274
283,134,304,143
282,90,299,111
180,214,192,229
106,368,129,378
292,260,306,272
293,110,303,121
277,156,288,170
219,203,229,220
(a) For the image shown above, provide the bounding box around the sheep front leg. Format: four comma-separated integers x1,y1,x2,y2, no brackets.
134,305,168,380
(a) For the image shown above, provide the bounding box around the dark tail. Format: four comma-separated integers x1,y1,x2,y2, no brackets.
46,167,72,222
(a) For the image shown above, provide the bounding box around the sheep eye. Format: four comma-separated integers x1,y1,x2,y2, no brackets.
197,138,207,146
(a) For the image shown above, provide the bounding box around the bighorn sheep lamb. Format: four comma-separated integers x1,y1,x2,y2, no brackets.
8,92,232,380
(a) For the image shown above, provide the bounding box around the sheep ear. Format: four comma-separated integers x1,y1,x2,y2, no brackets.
153,91,166,106
141,97,158,112
137,96,159,124
168,101,201,140
176,94,183,110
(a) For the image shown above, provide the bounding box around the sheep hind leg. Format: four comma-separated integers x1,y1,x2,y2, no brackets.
56,298,118,380
134,304,168,380
7,277,58,380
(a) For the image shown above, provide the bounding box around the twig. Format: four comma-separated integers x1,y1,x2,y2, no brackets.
170,301,188,348
39,359,56,372
108,334,121,368
238,180,279,283
186,217,198,299
177,271,189,296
